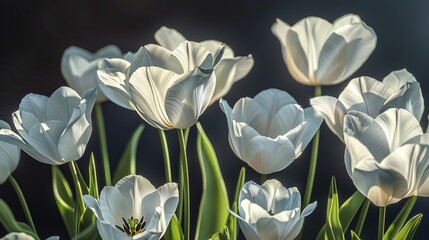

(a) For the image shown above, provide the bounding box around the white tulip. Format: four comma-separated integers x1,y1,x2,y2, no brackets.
61,45,122,102
0,87,96,165
84,175,179,240
220,89,322,174
0,120,20,184
311,69,424,142
344,109,429,207
154,26,254,105
1,232,59,240
229,179,316,240
272,14,376,86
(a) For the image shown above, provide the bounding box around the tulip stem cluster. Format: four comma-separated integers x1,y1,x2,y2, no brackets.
177,128,190,240
8,176,38,238
95,103,111,186
159,130,173,183
68,161,85,237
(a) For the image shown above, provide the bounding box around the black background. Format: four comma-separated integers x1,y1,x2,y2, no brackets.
1,0,429,239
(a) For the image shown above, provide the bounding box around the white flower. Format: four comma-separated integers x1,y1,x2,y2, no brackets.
343,108,429,207
229,179,316,240
1,232,59,240
220,89,322,174
98,41,222,129
154,26,254,104
272,14,376,86
311,69,424,142
61,45,122,102
0,87,96,165
84,175,179,240
0,120,20,184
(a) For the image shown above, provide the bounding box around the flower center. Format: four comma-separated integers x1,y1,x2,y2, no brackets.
115,216,146,237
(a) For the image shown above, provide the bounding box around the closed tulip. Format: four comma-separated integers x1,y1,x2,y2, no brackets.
272,14,376,86
0,120,20,184
84,175,179,240
229,179,316,240
61,45,122,102
220,88,322,174
98,41,225,129
344,109,429,207
154,26,254,104
311,69,424,142
0,87,96,165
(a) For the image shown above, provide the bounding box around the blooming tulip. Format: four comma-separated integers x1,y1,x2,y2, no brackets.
0,120,20,184
229,179,316,240
0,87,96,165
343,108,429,207
98,40,223,129
154,26,254,104
84,175,179,240
61,45,122,102
311,69,424,142
220,88,322,174
1,232,59,240
272,14,376,86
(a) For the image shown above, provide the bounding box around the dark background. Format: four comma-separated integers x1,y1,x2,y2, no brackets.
1,0,429,239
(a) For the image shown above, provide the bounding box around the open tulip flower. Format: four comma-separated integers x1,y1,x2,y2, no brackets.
220,88,322,174
61,45,122,102
154,26,254,105
0,87,96,165
83,175,179,240
272,14,376,86
0,120,20,184
1,233,59,240
311,69,424,142
229,179,317,240
343,108,429,207
97,40,224,129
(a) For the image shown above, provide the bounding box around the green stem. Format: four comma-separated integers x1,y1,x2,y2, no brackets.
260,174,267,184
378,206,386,240
355,198,370,236
8,176,38,238
159,129,172,183
95,103,111,186
69,161,85,238
177,129,190,240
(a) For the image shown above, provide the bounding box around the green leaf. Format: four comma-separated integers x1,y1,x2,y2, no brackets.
52,166,75,236
195,122,230,240
210,226,230,240
226,167,245,240
164,214,184,240
392,214,422,240
177,128,190,223
88,153,99,200
384,196,417,240
0,199,38,239
112,124,145,184
317,191,364,239
71,222,99,240
325,177,344,240
351,231,362,240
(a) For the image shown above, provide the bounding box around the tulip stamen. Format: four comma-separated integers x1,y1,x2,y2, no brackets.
115,216,146,237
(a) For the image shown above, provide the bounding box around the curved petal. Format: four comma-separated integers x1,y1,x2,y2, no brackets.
291,107,323,156
382,81,424,121
271,18,291,52
267,104,304,139
154,26,187,51
231,97,265,135
310,96,347,141
99,187,130,226
0,121,20,184
96,221,130,240
46,86,82,123
382,69,416,90
130,45,183,76
200,40,234,58
172,41,213,71
220,99,245,160
209,55,254,105
83,194,103,220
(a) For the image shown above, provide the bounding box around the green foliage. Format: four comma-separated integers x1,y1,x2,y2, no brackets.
195,122,230,240
226,167,245,240
384,197,417,240
351,231,362,240
0,198,39,239
392,214,422,240
325,177,345,240
52,166,75,236
210,226,231,240
164,214,184,240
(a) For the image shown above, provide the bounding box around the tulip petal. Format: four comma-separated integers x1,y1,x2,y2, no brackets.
267,104,304,139
99,186,130,226
382,69,416,90
83,195,103,220
96,221,130,240
284,30,311,85
271,18,291,53
173,41,213,71
0,121,20,184
97,58,135,110
46,87,82,122
201,40,235,58
154,26,187,51
382,82,424,121
129,45,183,76
231,97,265,134
292,107,322,156
310,96,347,141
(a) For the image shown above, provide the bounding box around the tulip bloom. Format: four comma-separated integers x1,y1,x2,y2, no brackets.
344,109,429,207
311,69,424,142
0,120,20,184
220,89,322,174
61,45,122,102
154,26,254,104
1,232,59,240
98,41,222,129
0,87,96,165
84,175,179,240
229,179,316,240
272,14,376,86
